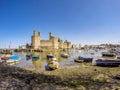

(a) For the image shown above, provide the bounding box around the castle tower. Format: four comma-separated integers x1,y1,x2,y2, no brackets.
63,40,71,49
59,40,63,49
31,30,41,49
63,42,68,49
38,32,40,36
49,32,52,40
67,42,71,49
52,37,59,49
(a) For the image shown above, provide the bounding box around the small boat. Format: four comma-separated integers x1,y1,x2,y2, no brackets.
1,54,12,61
116,55,120,59
32,55,40,59
92,59,120,67
1,49,12,54
46,61,59,70
61,53,69,58
46,54,54,59
26,54,32,58
26,54,32,60
74,56,93,63
9,55,19,60
6,55,20,63
1,57,9,61
74,59,83,63
102,52,116,57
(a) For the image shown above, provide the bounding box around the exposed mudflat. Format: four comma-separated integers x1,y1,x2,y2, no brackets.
0,62,120,90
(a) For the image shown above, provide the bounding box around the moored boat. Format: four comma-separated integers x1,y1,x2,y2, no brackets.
1,55,20,63
9,55,19,60
116,55,120,59
102,52,116,57
26,54,32,60
46,54,54,59
46,54,59,70
92,59,120,67
74,56,93,63
46,60,59,70
74,59,83,63
1,54,12,62
1,57,9,61
26,54,32,58
0,49,12,54
61,53,69,58
32,55,40,59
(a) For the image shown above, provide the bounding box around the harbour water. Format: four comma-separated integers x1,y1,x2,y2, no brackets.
1,49,110,71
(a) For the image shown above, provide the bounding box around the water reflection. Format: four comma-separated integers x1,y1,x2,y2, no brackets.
13,50,70,70
11,49,112,71
32,58,42,72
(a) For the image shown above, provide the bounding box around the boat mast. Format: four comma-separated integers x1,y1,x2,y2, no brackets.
9,41,11,49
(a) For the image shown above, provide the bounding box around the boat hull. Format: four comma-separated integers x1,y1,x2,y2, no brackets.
76,56,93,62
74,59,83,63
93,59,120,67
32,55,40,59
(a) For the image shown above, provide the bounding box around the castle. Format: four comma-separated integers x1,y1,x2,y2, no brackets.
31,30,71,49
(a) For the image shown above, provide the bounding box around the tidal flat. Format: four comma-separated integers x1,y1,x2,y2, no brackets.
0,62,120,90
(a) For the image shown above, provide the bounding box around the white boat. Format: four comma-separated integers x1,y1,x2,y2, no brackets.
7,55,20,63
61,53,69,58
6,59,20,63
47,60,59,70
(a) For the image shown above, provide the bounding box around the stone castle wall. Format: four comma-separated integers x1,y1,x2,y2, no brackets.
31,30,71,49
40,40,53,49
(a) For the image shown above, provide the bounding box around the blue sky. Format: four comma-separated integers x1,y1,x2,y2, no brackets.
0,0,120,48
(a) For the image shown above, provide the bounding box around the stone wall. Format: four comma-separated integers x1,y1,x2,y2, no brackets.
40,40,53,49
